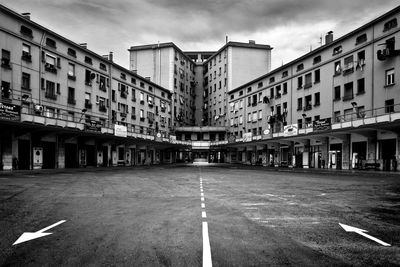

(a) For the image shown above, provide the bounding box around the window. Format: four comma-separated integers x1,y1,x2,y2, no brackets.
258,110,262,120
305,95,312,110
385,99,394,113
112,90,116,102
67,87,75,104
68,63,75,78
247,113,252,122
131,78,136,85
334,61,341,75
85,92,91,108
269,77,275,84
297,76,303,89
252,94,257,105
22,44,31,62
283,83,287,95
258,92,262,102
275,85,281,98
296,64,304,72
45,54,56,66
140,92,144,103
297,98,302,110
252,111,258,122
131,89,136,101
85,69,92,85
386,69,395,86
1,81,11,99
298,119,303,129
333,45,342,55
334,86,341,101
258,82,263,88
46,37,56,48
356,33,367,45
20,25,33,37
140,82,145,88
247,87,252,93
383,18,397,32
304,73,312,88
239,90,243,96
22,72,30,90
314,69,320,83
67,48,76,57
282,70,288,78
120,73,126,80
357,78,365,94
334,111,341,122
270,87,274,98
45,80,56,99
140,109,144,119
84,56,92,65
313,55,321,64
343,55,354,75
99,76,106,91
314,92,320,106
343,82,354,101
1,49,11,68
100,63,107,71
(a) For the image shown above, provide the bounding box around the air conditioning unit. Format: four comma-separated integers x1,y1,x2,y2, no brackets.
34,104,43,113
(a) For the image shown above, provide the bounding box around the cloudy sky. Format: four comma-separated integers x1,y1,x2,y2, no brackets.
1,0,399,70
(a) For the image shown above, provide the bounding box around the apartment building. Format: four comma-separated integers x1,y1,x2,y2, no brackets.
225,6,400,171
129,43,197,126
129,41,272,128
0,5,177,170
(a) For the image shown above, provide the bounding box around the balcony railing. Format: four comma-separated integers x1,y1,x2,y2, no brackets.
45,92,57,100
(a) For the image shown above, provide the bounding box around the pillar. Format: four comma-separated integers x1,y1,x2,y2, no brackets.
342,134,351,170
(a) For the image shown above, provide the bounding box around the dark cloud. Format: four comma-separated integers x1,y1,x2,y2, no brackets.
1,0,399,69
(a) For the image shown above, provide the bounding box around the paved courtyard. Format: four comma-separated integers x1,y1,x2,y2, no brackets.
0,165,399,266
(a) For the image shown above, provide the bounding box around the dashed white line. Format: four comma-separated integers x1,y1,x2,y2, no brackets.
202,211,207,218
202,222,212,267
201,203,205,208
201,197,205,201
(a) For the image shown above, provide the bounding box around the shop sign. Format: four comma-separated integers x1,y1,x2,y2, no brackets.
243,132,253,142
114,124,127,137
227,135,236,143
313,118,331,132
155,132,163,142
169,135,177,144
85,120,102,132
283,124,298,137
0,102,20,121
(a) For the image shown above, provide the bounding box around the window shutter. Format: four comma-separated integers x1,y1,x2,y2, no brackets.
96,74,99,83
96,95,99,103
106,78,110,87
118,83,121,91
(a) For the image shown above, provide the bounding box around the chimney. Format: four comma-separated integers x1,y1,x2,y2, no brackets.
21,12,31,20
249,40,256,44
109,51,113,62
325,31,333,45
79,43,87,49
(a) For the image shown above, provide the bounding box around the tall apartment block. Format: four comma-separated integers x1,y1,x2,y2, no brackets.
128,41,272,127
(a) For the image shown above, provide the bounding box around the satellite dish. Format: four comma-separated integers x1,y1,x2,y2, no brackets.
263,129,270,135
90,73,96,80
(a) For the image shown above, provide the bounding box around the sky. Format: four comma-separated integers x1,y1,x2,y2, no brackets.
1,0,399,70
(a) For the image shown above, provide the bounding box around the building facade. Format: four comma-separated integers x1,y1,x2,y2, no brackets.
1,4,400,171
0,5,179,170
225,7,400,171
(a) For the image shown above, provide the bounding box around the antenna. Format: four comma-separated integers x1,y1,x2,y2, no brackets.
319,34,323,46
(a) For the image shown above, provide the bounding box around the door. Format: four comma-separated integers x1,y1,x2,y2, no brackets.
42,141,56,169
18,139,30,170
65,143,77,168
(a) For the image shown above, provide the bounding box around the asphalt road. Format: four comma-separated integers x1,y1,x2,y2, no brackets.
0,165,399,266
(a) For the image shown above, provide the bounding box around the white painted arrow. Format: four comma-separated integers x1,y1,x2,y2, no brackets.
13,220,66,246
339,223,391,247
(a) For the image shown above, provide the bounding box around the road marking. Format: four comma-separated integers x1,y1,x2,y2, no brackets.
13,220,67,245
339,223,391,246
201,192,204,197
200,189,204,192
201,197,205,201
202,211,207,218
202,203,205,208
202,222,212,267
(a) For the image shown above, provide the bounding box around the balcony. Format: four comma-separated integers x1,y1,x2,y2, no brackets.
120,112,127,118
21,53,32,62
342,94,354,101
67,98,76,105
45,92,57,100
85,102,92,109
303,83,312,89
44,63,57,74
67,74,76,81
99,105,107,112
